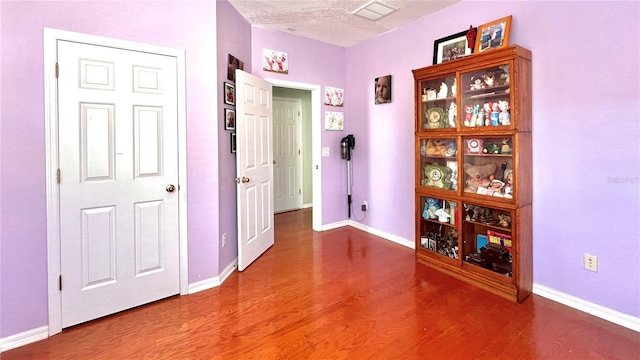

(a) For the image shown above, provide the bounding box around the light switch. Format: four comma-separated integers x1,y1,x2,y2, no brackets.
322,147,330,157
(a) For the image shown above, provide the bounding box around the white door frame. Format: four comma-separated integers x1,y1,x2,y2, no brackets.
266,79,322,231
273,96,303,212
43,28,189,335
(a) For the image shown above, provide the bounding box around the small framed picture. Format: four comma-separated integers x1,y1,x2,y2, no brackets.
227,54,244,82
224,108,236,131
433,28,476,65
224,82,235,106
230,133,236,153
374,75,391,104
475,15,512,54
324,86,344,107
262,49,289,74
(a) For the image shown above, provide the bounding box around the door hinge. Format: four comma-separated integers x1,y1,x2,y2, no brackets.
59,275,62,291
57,169,61,184
298,149,301,155
298,110,300,117
299,189,301,194
55,63,59,78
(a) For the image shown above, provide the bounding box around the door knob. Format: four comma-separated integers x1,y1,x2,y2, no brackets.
234,177,250,184
166,184,176,192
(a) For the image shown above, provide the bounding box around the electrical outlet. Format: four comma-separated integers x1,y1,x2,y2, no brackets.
584,253,598,272
222,233,227,247
362,200,368,211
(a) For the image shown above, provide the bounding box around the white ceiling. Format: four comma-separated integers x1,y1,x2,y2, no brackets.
227,0,460,47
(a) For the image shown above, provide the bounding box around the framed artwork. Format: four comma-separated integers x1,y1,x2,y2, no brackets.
230,133,236,153
224,108,236,131
227,54,244,82
475,16,512,53
324,86,344,107
324,111,344,131
262,49,289,74
374,75,391,104
433,28,476,65
224,82,235,106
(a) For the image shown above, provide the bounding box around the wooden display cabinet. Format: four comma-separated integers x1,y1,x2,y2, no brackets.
413,45,532,302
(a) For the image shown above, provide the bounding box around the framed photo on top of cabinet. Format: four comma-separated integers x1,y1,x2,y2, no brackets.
475,15,512,54
433,28,476,65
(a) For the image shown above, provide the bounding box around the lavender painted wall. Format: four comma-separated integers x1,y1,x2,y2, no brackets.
250,28,347,224
0,1,220,337
216,1,252,271
347,1,639,317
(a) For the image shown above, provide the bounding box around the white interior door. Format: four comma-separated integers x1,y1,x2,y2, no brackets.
273,98,302,213
57,40,180,327
235,70,274,271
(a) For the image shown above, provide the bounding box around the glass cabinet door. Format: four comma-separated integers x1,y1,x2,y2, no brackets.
419,137,458,191
460,64,511,128
419,196,459,259
462,203,513,277
420,75,457,130
462,136,513,198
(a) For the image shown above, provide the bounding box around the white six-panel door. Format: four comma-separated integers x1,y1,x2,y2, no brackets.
235,70,274,271
273,98,302,213
57,40,180,327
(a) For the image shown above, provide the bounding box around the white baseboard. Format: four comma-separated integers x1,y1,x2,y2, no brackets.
322,220,349,231
533,284,639,332
188,260,237,294
348,220,415,249
302,203,313,209
0,326,48,353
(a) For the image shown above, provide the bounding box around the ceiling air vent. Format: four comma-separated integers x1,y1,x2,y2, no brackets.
351,0,399,21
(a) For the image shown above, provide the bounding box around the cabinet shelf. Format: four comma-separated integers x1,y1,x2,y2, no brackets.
413,45,532,303
422,96,456,103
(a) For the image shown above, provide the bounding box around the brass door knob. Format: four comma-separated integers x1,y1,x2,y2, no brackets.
166,184,176,192
235,177,250,184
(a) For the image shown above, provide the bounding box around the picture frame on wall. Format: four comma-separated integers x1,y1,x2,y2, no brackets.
324,111,344,131
324,86,344,107
475,15,512,54
433,28,476,65
224,108,235,131
227,54,244,82
224,82,235,106
230,132,236,153
262,49,289,74
374,75,391,104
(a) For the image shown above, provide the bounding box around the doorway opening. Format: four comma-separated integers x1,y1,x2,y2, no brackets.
267,79,322,231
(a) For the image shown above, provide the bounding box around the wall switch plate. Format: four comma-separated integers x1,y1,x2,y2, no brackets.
222,233,227,247
584,253,597,272
362,200,368,211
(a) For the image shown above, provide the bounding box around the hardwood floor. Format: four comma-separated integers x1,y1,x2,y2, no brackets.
4,208,639,359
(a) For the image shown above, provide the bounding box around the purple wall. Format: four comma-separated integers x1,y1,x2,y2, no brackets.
216,2,252,271
250,28,347,224
0,1,220,337
347,1,639,317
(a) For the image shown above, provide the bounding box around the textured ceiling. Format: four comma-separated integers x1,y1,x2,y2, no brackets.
227,0,459,47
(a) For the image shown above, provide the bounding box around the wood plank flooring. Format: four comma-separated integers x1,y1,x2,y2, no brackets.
4,208,639,359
